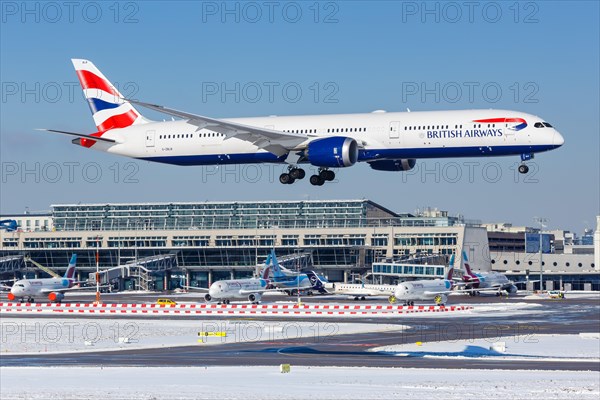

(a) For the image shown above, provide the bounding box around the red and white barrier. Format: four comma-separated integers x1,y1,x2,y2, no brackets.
0,302,472,317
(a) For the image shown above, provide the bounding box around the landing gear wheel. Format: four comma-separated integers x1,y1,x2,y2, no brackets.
361,296,366,301
319,169,335,181
518,164,529,174
289,168,305,180
309,175,325,186
279,173,295,184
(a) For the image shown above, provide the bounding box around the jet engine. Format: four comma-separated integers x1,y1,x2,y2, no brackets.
48,292,65,303
204,294,212,302
433,294,448,306
248,293,262,303
306,137,358,168
507,285,518,294
368,159,416,171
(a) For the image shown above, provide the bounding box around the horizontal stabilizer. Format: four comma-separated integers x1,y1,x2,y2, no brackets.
37,129,116,143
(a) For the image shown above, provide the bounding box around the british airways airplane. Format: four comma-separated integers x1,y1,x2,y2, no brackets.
43,59,565,185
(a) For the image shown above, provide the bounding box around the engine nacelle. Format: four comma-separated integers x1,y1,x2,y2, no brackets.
204,294,212,302
368,159,416,171
48,292,65,303
507,285,518,294
247,293,262,303
306,137,358,168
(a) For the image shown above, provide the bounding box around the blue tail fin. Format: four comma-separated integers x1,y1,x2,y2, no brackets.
271,250,286,279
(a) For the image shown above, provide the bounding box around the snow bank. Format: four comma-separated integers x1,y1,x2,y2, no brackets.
371,334,600,362
0,366,598,400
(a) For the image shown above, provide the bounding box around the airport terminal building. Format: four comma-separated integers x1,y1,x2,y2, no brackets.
0,200,597,291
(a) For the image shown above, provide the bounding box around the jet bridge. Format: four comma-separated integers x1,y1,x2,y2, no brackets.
88,253,178,291
0,255,26,274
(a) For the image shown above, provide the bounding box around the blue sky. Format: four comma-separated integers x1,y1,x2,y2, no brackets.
1,1,598,233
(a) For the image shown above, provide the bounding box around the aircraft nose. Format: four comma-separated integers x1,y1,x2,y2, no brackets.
553,130,565,147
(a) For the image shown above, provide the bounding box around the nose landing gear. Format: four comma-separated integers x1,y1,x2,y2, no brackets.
519,153,534,174
518,164,529,174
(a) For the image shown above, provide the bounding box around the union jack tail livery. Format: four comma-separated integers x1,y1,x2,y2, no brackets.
72,59,150,145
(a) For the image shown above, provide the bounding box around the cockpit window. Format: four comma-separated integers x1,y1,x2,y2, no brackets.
534,122,544,128
16,284,25,287
543,122,553,127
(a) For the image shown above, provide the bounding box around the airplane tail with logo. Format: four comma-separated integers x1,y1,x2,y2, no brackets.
305,271,329,294
63,254,77,280
270,250,287,280
70,59,151,147
257,252,272,279
462,250,475,276
446,254,455,281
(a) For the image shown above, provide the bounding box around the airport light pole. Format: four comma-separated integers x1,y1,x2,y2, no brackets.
95,235,101,304
534,217,548,292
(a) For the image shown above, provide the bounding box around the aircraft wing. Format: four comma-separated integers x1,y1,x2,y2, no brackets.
184,286,210,292
126,99,310,157
40,286,102,294
511,279,539,285
239,288,286,295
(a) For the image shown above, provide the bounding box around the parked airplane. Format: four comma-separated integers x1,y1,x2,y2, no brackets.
266,250,327,295
325,282,396,300
4,255,89,303
460,251,530,296
43,59,564,185
389,255,464,306
202,277,281,304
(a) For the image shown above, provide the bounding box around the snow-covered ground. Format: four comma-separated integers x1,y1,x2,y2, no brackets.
0,366,598,400
524,291,600,300
0,317,406,354
371,333,600,362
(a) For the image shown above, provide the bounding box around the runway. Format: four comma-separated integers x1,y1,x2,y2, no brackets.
2,298,598,371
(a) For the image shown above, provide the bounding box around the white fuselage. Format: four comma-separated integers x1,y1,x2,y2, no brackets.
87,109,564,166
9,278,72,300
467,272,516,292
394,279,453,302
328,283,396,297
208,278,268,301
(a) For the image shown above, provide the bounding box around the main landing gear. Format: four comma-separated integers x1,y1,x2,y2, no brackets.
309,168,335,186
279,167,306,185
279,167,335,185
